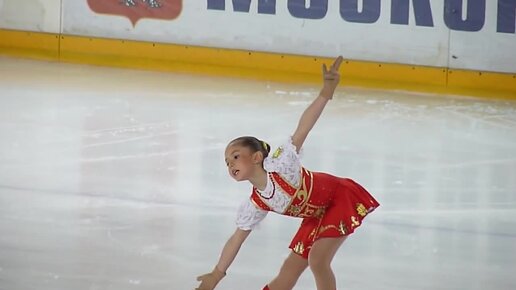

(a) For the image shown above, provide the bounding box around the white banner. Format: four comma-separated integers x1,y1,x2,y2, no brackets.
1,1,514,74
61,0,516,73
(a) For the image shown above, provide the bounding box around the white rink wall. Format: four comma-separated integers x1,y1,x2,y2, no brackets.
0,0,61,33
0,0,515,73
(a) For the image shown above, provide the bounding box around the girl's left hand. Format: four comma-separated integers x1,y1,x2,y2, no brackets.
321,56,344,99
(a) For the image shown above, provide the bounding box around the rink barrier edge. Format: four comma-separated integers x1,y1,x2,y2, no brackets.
0,29,514,100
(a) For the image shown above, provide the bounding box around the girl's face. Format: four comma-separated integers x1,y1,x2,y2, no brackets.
224,143,260,181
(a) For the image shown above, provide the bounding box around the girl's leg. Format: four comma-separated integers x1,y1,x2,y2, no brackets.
308,236,347,290
266,251,308,290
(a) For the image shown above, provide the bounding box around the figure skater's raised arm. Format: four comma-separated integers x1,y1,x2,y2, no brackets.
291,56,343,152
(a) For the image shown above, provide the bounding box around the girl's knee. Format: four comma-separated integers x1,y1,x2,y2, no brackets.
308,253,332,273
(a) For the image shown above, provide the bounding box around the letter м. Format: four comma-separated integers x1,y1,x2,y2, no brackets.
207,0,276,14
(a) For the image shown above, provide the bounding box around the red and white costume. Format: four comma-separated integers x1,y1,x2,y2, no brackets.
236,138,380,259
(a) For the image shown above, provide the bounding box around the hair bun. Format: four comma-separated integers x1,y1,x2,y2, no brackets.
261,140,271,153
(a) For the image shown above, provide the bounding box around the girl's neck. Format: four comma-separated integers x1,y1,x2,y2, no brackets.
248,167,268,191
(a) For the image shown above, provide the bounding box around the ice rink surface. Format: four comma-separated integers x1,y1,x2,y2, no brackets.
0,57,515,290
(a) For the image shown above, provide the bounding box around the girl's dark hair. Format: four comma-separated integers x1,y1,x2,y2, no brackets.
230,136,270,159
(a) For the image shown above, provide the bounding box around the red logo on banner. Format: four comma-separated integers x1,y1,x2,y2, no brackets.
87,0,182,26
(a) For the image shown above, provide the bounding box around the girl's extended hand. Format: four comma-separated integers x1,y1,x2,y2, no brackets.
321,56,344,99
195,267,225,290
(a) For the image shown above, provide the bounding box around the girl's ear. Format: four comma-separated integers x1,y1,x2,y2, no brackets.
252,151,263,164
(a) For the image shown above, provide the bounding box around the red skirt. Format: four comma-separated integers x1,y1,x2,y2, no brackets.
288,178,379,259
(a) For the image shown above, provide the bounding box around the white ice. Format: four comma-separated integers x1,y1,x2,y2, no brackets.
0,57,515,290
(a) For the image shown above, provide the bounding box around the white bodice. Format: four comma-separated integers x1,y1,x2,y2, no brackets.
235,138,302,230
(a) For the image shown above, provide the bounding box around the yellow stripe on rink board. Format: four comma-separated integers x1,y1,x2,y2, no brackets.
0,29,59,60
59,34,329,84
59,35,451,93
447,69,516,99
0,28,515,99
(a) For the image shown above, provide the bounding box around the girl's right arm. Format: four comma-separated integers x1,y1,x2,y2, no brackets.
195,228,251,290
216,228,251,272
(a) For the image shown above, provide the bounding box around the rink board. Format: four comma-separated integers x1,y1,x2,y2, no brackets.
0,28,514,99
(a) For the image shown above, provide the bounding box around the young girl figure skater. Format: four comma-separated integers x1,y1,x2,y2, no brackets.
195,56,379,290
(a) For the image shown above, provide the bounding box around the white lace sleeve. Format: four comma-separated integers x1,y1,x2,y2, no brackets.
235,199,268,231
263,137,302,187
